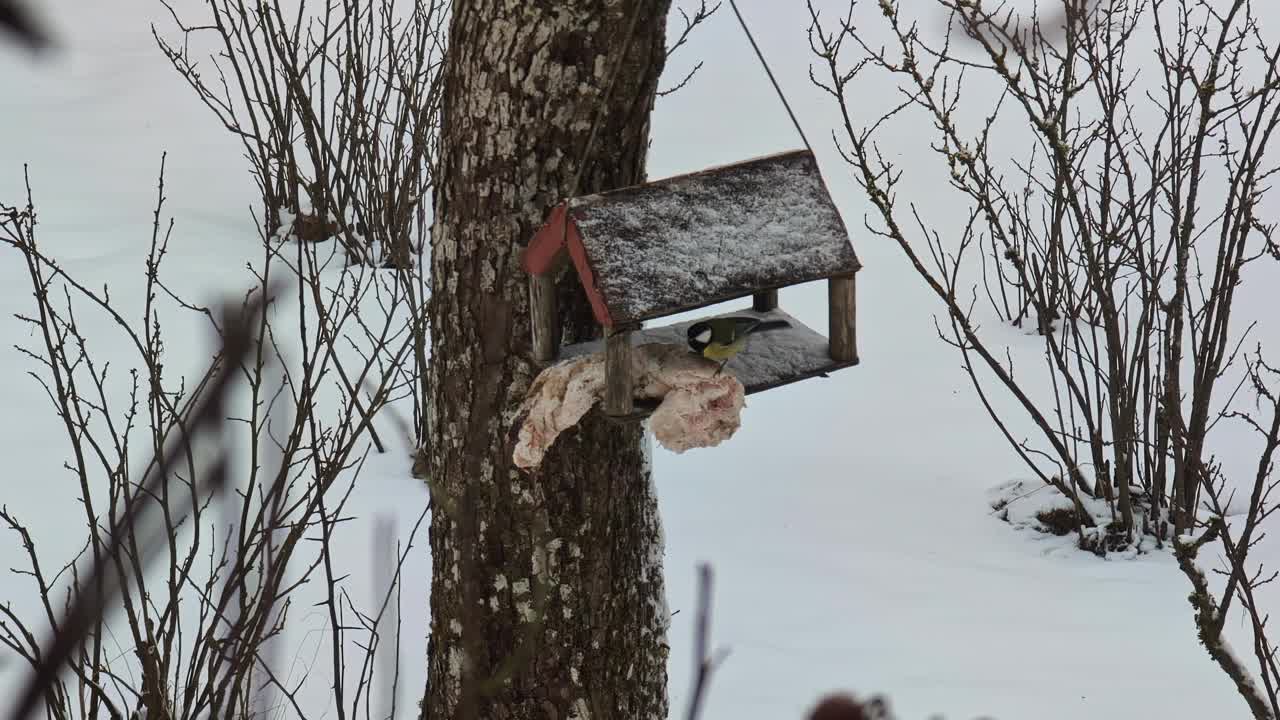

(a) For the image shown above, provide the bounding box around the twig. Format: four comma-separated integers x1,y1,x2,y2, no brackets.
684,564,729,720
7,285,274,720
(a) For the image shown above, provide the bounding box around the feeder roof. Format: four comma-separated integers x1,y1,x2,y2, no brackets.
522,149,861,327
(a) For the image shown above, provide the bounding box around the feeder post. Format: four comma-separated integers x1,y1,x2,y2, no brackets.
753,288,778,312
828,274,857,363
604,325,634,416
529,272,560,362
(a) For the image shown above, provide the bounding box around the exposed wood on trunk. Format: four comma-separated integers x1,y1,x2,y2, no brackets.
828,274,857,363
422,1,671,719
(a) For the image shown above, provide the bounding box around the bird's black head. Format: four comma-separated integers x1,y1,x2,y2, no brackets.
687,321,713,354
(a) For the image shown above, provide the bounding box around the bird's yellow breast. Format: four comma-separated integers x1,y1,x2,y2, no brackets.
701,337,747,361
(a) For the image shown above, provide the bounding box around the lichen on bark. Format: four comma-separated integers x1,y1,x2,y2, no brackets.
421,2,673,719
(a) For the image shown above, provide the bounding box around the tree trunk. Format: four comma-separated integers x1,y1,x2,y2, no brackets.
421,2,671,719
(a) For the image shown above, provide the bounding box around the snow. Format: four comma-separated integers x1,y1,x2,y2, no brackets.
569,150,860,324
1,1,1277,719
987,479,1164,557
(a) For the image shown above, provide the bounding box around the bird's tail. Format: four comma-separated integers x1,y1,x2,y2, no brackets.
751,319,791,334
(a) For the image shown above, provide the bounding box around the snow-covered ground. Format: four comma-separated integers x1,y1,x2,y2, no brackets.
1,1,1274,718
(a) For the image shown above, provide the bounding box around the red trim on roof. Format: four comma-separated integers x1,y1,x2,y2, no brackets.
521,202,569,274
564,217,614,327
522,201,614,327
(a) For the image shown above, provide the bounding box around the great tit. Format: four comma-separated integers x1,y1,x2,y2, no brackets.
686,316,790,372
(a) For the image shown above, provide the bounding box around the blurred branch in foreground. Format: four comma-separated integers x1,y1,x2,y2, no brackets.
0,0,50,52
4,277,271,720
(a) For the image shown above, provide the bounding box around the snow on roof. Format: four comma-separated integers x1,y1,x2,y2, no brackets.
566,150,860,325
561,307,855,395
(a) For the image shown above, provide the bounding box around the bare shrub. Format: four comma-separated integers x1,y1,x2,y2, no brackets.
808,0,1279,539
808,1,1280,715
0,159,427,720
154,0,446,267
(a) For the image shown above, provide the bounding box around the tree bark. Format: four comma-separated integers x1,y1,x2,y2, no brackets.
421,2,671,719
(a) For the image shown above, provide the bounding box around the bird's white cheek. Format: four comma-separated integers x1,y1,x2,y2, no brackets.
693,329,712,344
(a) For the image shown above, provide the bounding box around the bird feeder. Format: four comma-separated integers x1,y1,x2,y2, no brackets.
521,149,862,419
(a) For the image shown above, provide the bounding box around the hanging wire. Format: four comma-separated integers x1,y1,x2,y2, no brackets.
727,0,813,154
571,0,813,192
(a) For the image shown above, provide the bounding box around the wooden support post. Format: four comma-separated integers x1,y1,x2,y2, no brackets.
604,326,634,416
828,274,858,363
529,273,560,362
753,288,778,312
